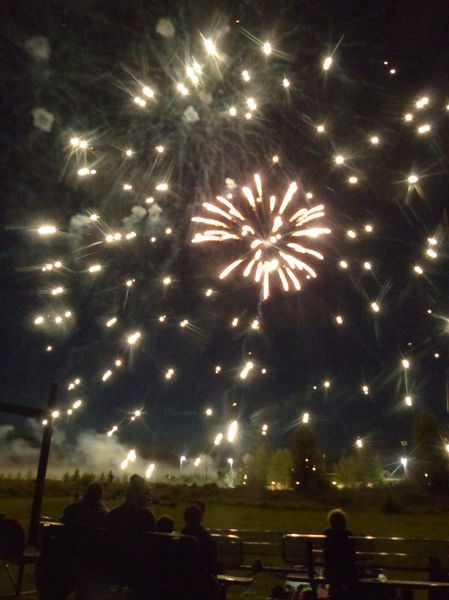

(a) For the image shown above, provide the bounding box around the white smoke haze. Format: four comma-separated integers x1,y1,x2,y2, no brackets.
0,424,220,483
183,106,200,123
69,213,94,236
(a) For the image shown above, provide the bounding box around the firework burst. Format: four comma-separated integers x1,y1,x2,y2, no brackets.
192,174,331,300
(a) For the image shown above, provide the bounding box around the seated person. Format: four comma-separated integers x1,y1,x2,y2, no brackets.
60,481,108,529
181,503,220,600
156,514,175,533
323,508,357,600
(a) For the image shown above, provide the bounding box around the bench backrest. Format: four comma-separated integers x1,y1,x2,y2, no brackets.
212,533,244,567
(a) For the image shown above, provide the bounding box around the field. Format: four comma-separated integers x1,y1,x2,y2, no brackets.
2,494,449,598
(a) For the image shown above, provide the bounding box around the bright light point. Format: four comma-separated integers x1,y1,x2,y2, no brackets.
55,316,62,324
272,155,279,163
402,359,410,369
176,83,189,96
155,145,164,153
163,276,171,286
123,184,132,191
362,385,369,395
64,311,72,318
240,361,254,379
126,279,134,287
347,230,356,239
70,137,80,146
214,433,223,446
302,412,310,424
34,316,44,325
51,286,64,296
435,353,440,359
145,464,155,478
355,437,363,448
251,319,260,330
405,395,413,406
67,410,73,416
323,380,330,389
247,98,257,111
417,123,431,134
79,140,88,149
215,365,221,373
335,155,345,165
263,42,272,55
127,331,141,345
408,174,419,184
348,176,358,184
241,70,250,82
427,309,432,314
115,359,122,367
416,96,429,109
134,96,146,106
165,368,174,380
404,113,414,122
365,224,373,232
428,238,437,245
371,302,380,313
306,192,313,199
390,68,396,74
205,408,213,416
165,228,172,236
245,112,252,120
102,370,112,381
426,248,437,258
370,136,380,145
158,314,166,322
125,232,136,240
282,78,290,88
204,38,218,56
42,419,48,426
205,288,213,297
194,457,201,467
339,260,349,269
145,197,154,204
156,183,168,191
179,319,189,328
229,106,237,117
363,261,372,270
125,149,133,157
227,420,238,442
52,410,60,419
88,264,101,273
46,345,52,351
231,317,239,327
112,425,117,431
121,460,128,470
336,315,343,325
400,457,408,467
316,124,325,133
323,56,333,71
38,225,56,235
142,86,154,98
414,265,424,274
261,368,267,374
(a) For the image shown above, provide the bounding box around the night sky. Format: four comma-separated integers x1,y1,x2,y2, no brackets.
1,0,449,468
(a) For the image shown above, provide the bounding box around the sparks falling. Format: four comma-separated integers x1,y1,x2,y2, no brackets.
192,174,331,300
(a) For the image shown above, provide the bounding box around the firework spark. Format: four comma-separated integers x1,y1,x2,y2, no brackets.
192,174,331,299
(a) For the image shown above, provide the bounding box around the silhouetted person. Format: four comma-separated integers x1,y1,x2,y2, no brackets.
181,503,220,599
106,474,156,587
60,482,108,529
106,474,156,536
324,509,358,600
156,514,175,533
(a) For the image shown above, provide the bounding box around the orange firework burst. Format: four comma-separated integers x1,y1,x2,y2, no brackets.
191,174,331,300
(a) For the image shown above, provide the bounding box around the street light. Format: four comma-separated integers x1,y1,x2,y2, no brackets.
400,457,408,470
227,457,234,488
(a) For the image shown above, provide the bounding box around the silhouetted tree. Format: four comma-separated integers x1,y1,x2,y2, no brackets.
410,410,449,489
292,421,323,489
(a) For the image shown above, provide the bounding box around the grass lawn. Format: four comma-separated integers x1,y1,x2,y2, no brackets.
2,494,449,539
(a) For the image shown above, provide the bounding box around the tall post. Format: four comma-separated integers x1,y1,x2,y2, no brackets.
28,383,57,546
